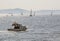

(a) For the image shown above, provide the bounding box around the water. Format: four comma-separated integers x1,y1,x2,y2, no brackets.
0,15,60,41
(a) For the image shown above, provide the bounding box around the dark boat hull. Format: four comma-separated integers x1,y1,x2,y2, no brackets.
8,29,27,31
8,26,27,31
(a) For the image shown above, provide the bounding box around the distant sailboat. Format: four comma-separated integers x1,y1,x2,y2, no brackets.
11,14,13,16
9,13,13,16
30,9,32,16
34,11,35,16
51,9,53,16
21,12,23,16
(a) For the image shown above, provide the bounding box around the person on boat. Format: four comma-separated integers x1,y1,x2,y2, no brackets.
11,22,27,31
12,22,22,29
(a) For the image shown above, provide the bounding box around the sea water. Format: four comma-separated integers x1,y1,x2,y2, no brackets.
0,15,60,41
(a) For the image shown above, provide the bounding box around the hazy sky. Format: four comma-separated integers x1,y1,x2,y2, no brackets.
0,0,60,10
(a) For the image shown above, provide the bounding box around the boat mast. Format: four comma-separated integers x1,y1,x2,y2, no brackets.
34,11,35,16
30,9,32,16
51,8,53,16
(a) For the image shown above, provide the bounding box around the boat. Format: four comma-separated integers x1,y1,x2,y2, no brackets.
8,26,27,31
8,22,27,31
8,29,26,31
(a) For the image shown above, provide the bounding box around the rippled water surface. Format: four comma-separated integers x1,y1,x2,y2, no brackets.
0,15,60,41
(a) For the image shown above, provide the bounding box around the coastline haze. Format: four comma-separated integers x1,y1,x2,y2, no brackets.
0,0,60,10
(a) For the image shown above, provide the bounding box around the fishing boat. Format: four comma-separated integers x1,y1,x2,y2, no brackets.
8,22,27,31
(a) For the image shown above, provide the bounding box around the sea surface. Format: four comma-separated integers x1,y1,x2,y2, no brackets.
0,15,60,41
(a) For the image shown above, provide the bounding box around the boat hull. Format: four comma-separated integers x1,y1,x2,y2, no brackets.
8,29,27,31
8,26,27,31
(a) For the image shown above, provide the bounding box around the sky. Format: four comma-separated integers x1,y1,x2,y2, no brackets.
0,0,60,10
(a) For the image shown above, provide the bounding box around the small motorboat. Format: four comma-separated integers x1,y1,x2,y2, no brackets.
8,22,27,31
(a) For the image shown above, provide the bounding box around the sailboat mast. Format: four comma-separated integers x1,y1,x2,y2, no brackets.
51,8,53,16
34,11,35,16
30,9,32,16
